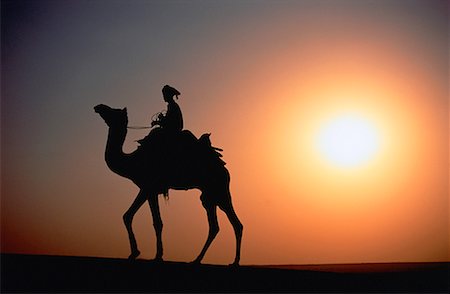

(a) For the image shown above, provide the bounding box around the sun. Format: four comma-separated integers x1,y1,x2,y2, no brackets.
316,114,380,168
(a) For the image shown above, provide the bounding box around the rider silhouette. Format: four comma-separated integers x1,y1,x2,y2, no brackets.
151,85,183,132
137,85,183,147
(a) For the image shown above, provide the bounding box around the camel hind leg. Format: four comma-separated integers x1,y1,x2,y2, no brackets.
193,201,219,264
219,191,243,266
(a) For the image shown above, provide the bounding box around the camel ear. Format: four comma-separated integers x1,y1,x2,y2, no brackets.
122,107,127,112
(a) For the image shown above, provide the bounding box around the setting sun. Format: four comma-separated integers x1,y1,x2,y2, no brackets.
316,114,380,168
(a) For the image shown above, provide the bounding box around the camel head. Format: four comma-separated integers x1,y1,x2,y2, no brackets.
94,104,128,128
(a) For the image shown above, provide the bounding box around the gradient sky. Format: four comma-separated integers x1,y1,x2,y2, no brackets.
2,0,448,265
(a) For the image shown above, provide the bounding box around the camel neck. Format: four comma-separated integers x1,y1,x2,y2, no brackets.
106,126,127,158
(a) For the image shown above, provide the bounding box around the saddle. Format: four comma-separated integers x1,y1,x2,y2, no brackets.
137,129,226,166
198,133,226,166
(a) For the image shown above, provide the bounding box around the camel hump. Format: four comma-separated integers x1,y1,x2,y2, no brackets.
136,129,226,166
181,129,198,142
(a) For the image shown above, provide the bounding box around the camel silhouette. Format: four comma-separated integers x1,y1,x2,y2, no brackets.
94,104,243,265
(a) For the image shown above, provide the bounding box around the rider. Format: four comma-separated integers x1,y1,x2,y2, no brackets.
137,85,183,147
151,85,183,132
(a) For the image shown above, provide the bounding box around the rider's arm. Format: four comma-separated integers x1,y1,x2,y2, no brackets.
151,112,166,127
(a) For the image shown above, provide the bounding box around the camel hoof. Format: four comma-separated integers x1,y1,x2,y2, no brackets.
152,256,164,263
190,258,201,265
128,250,141,260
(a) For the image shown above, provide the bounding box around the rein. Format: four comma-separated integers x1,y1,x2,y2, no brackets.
127,111,164,130
127,126,152,130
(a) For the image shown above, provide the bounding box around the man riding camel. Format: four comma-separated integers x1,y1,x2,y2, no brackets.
151,85,183,132
135,84,225,197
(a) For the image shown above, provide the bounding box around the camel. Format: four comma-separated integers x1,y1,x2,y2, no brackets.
94,104,243,265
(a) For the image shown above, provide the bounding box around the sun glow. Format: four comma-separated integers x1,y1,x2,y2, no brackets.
316,114,380,168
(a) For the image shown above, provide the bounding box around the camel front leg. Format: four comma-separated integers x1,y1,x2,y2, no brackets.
123,189,148,260
148,194,163,261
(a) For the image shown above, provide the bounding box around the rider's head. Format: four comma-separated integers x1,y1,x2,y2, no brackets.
162,85,180,102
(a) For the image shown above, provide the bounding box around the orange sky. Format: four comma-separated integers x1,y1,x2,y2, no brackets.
2,0,448,264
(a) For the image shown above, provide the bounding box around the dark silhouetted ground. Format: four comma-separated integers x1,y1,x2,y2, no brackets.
1,253,448,292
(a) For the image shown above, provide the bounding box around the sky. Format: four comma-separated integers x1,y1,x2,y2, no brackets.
1,0,448,265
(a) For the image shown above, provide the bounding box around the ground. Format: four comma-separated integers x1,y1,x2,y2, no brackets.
1,254,448,292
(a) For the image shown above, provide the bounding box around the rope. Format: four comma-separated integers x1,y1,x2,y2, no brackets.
127,111,164,130
127,126,151,130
